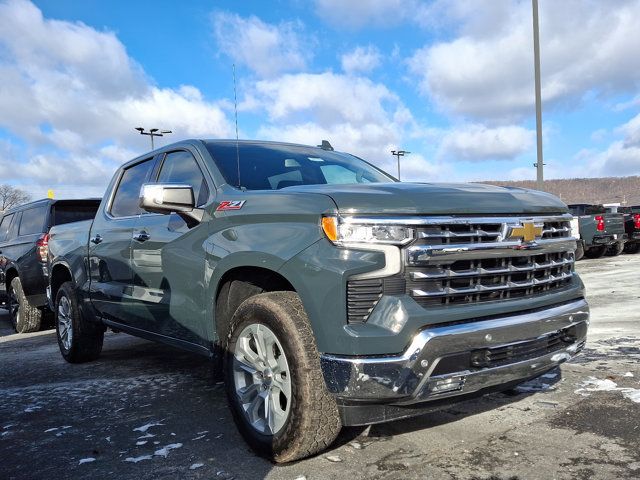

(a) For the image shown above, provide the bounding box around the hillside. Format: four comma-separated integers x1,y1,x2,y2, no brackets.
484,176,640,206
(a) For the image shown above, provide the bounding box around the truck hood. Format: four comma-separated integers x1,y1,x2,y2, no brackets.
284,182,568,216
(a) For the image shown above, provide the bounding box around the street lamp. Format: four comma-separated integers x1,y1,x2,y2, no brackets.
390,150,410,181
532,0,544,190
135,127,172,150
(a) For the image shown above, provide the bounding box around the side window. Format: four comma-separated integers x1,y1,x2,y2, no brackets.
18,205,48,236
157,151,210,207
110,159,154,218
0,214,14,242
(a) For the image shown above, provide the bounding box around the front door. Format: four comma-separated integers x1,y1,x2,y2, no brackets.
128,149,212,346
88,157,155,324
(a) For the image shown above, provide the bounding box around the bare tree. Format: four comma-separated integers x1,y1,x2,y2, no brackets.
0,184,31,213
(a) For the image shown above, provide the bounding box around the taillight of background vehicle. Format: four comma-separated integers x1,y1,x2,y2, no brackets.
634,214,640,230
36,233,50,263
595,215,605,232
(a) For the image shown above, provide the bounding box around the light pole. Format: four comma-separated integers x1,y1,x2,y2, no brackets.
135,127,172,150
532,0,544,190
390,150,410,181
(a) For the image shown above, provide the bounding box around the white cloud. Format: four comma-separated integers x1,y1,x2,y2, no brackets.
408,0,640,121
250,71,437,177
340,45,382,74
574,112,640,177
314,0,414,30
212,12,310,78
0,0,232,196
439,124,535,161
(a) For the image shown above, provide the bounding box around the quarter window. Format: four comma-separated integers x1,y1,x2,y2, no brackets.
157,151,210,206
18,205,48,236
110,159,154,218
0,214,14,242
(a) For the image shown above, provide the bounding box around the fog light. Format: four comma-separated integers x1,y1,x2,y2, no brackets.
428,375,466,394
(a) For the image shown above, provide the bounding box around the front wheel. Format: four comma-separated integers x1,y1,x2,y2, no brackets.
55,281,104,363
9,277,42,333
225,291,341,463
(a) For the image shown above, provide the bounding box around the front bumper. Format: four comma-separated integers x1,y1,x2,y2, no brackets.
321,298,588,424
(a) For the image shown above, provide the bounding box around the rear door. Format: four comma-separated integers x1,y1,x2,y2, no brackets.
12,204,49,301
88,158,156,324
0,213,16,303
128,149,213,345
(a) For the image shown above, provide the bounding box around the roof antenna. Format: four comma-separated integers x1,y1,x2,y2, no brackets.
318,140,334,151
233,64,242,189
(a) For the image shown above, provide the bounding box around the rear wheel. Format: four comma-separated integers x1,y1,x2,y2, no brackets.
623,241,640,254
8,277,42,333
605,241,625,256
225,291,341,463
584,245,607,259
55,281,104,363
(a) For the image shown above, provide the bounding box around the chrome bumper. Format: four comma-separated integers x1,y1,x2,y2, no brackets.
321,298,589,405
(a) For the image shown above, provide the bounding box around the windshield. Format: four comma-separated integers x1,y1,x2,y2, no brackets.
204,142,395,190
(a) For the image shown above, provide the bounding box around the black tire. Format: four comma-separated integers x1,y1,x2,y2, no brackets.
224,291,341,463
55,281,104,363
623,241,640,254
605,241,625,257
8,277,42,333
584,245,607,259
574,241,585,261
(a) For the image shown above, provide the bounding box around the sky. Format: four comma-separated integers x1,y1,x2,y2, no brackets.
1,0,640,199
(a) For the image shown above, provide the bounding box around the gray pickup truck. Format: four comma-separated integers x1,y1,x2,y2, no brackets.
48,139,589,462
568,204,627,259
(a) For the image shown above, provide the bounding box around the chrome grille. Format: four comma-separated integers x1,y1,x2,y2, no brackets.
414,218,571,245
346,214,577,322
407,251,575,307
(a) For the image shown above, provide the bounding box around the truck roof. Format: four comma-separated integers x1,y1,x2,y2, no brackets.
2,198,101,215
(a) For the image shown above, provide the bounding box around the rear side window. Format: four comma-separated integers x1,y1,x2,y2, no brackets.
0,214,14,242
19,206,47,236
110,159,154,218
157,151,210,206
52,204,100,226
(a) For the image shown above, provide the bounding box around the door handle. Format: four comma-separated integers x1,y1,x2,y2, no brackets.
90,234,103,245
133,231,150,242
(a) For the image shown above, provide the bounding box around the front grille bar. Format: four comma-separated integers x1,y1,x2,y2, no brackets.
410,255,574,280
412,271,574,298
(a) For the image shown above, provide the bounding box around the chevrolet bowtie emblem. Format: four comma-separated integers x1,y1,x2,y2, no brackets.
508,222,543,242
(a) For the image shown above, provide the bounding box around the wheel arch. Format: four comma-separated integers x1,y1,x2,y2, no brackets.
5,265,19,291
50,261,74,303
213,265,296,346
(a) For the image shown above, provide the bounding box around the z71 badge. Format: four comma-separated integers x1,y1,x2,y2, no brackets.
216,200,246,211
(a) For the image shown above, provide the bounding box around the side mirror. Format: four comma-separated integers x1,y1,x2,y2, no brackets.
139,183,204,225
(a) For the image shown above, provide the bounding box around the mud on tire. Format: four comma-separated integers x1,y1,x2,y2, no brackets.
9,277,42,333
224,291,342,463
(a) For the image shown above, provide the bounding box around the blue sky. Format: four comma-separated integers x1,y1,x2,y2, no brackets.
1,0,640,199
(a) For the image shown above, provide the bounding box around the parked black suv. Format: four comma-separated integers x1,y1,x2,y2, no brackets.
0,198,100,332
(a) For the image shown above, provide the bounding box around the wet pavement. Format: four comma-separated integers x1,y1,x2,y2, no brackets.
1,254,639,480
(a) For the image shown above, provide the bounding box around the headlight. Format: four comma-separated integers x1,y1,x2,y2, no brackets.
321,216,414,245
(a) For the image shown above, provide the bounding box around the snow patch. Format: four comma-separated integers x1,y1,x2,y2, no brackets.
133,421,164,433
125,455,152,463
78,458,95,465
575,377,640,403
189,463,204,470
575,378,619,395
154,443,183,458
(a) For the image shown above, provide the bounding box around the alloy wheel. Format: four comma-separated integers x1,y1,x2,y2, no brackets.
57,295,73,351
232,323,292,435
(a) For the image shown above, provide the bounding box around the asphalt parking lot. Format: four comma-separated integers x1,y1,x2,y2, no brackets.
1,255,639,480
